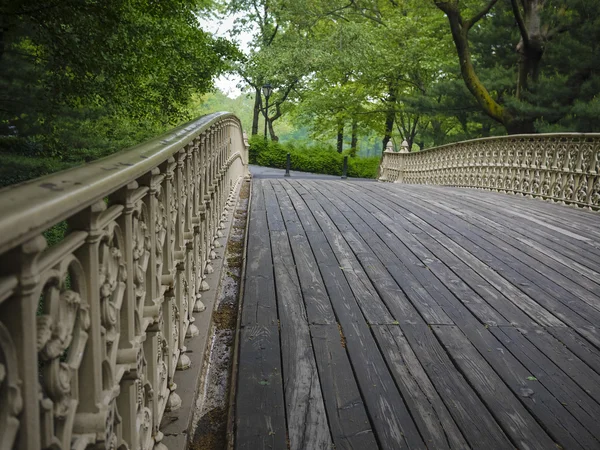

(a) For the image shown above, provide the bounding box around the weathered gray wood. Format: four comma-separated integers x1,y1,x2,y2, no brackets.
547,326,600,375
444,186,600,242
356,182,600,348
491,326,600,441
269,227,332,450
285,181,426,450
241,275,278,327
287,181,395,325
329,181,600,449
431,325,573,450
303,181,456,327
245,207,274,279
401,187,600,304
314,181,511,327
310,324,378,450
238,174,600,450
272,181,335,325
236,325,287,450
412,186,600,275
515,326,600,399
386,323,514,448
371,325,469,449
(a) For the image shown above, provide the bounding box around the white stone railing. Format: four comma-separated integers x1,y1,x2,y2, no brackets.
0,112,249,450
379,134,600,210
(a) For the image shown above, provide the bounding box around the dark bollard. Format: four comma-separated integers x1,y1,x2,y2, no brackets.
285,153,291,177
341,155,348,179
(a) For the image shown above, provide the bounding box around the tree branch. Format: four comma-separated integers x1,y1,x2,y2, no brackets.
465,0,499,30
266,24,279,46
510,0,530,46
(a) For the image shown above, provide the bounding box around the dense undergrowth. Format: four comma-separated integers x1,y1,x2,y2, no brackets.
248,135,379,179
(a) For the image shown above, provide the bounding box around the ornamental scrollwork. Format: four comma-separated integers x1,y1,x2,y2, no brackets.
0,322,23,450
36,253,90,448
380,134,600,210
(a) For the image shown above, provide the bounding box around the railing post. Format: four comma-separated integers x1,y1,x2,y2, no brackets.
285,153,291,177
379,141,395,182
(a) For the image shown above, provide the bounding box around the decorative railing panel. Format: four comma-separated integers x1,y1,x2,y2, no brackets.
379,134,600,210
0,112,249,450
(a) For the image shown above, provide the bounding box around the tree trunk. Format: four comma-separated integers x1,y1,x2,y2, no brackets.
350,120,358,156
337,121,344,153
513,0,545,99
268,118,279,142
431,119,446,147
382,82,398,152
436,2,511,130
252,89,262,135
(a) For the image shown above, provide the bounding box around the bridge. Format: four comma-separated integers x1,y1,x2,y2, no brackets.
0,113,599,450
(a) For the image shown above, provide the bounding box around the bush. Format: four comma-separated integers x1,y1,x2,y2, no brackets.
248,135,379,179
0,152,76,188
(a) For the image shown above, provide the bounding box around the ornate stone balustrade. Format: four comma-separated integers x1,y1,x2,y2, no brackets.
0,112,249,450
379,134,600,210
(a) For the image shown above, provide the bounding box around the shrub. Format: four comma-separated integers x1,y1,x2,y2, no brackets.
248,135,379,179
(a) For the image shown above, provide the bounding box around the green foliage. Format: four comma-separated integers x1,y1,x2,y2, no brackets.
248,135,379,179
0,149,75,188
0,0,243,188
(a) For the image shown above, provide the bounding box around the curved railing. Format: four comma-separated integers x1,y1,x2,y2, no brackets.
0,112,249,450
379,133,600,210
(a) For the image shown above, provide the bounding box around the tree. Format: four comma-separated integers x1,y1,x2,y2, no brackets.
432,0,600,133
1,0,238,144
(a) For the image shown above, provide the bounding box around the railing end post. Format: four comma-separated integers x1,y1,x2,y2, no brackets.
284,153,291,177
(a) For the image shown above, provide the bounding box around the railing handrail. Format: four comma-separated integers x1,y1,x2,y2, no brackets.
407,132,600,155
0,111,240,255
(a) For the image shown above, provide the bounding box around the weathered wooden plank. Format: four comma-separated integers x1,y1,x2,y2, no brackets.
286,181,395,325
242,180,278,326
286,181,425,450
444,186,600,242
251,178,266,211
303,181,455,327
241,275,278,327
269,228,332,450
356,182,600,348
547,326,600,375
393,193,600,338
412,186,600,276
315,182,511,327
245,207,274,279
327,181,600,449
371,324,468,449
271,181,335,325
263,181,286,231
431,325,567,450
354,190,564,328
310,324,378,450
505,326,600,402
386,323,513,448
492,326,600,441
401,187,600,305
240,175,600,450
236,325,287,450
270,180,379,449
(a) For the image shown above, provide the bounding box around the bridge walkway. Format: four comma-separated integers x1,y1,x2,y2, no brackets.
234,169,600,450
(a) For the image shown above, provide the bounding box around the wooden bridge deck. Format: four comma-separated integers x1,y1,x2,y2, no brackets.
234,172,600,450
